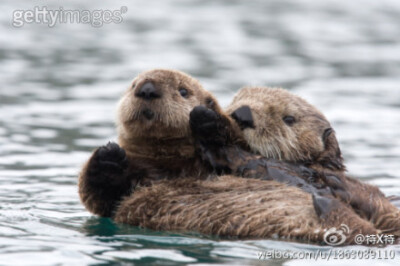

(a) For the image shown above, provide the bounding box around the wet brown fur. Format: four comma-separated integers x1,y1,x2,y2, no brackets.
114,175,378,244
224,87,400,236
78,70,390,245
79,69,230,217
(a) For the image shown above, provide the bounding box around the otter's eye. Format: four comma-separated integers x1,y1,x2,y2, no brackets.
205,97,214,108
283,115,296,126
179,88,188,98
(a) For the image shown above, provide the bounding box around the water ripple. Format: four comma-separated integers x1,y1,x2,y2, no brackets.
0,0,399,264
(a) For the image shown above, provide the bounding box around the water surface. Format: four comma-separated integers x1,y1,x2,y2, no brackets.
0,0,400,265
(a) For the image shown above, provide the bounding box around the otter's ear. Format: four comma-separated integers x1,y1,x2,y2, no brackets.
230,106,255,130
319,128,345,171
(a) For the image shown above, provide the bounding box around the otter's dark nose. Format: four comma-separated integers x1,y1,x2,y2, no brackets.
135,82,161,100
231,105,254,129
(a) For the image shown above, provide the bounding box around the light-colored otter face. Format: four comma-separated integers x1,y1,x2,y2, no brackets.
226,87,344,169
117,69,216,141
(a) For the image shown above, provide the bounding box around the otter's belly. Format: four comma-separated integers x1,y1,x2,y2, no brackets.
113,175,325,241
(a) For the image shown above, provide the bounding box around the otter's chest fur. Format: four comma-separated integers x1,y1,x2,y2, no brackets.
124,143,211,186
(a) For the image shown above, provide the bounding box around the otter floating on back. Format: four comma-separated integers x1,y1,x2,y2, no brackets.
190,86,400,238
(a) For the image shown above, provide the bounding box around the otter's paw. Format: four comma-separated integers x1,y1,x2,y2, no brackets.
95,142,128,173
190,106,221,140
312,194,340,220
322,175,351,203
88,142,128,186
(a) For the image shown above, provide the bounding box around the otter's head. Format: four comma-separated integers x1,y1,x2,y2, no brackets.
226,87,345,171
117,69,217,141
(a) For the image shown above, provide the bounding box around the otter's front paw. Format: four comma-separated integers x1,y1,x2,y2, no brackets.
88,142,128,186
190,106,221,141
322,175,351,202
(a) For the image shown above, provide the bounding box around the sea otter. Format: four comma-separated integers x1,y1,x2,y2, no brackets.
189,87,400,237
79,69,381,245
78,69,230,217
79,69,329,218
79,69,324,217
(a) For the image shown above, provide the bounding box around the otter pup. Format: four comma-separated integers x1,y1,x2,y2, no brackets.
78,69,228,217
189,87,400,237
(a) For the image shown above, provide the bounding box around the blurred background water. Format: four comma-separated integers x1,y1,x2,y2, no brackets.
0,0,400,265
